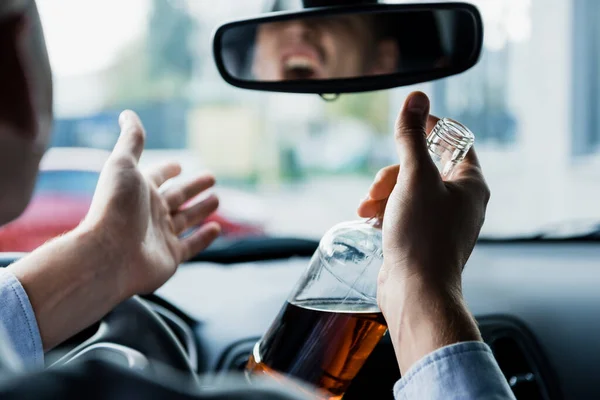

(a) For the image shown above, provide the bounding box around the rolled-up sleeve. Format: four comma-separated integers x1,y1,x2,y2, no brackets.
394,341,516,400
0,269,43,369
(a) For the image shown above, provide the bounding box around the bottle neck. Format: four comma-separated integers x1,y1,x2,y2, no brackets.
427,118,474,178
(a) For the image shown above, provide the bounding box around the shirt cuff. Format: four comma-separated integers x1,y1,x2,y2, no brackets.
0,268,44,369
394,341,516,400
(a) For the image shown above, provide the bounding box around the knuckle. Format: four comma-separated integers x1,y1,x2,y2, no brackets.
472,176,491,205
125,125,145,145
482,183,491,204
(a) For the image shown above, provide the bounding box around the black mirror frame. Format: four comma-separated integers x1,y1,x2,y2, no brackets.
212,2,483,94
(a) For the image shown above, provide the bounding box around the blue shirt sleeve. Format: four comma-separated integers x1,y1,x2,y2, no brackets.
0,268,43,369
394,341,516,400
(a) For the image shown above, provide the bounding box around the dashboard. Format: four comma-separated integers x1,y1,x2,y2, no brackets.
152,241,600,400
39,241,600,399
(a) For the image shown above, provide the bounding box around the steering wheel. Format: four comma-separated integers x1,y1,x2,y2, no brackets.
0,255,196,379
50,296,197,380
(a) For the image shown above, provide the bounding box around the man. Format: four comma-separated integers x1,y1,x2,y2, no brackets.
251,14,400,81
0,1,514,400
0,3,312,399
0,0,220,368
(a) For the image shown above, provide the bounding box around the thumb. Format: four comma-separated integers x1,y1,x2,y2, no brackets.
394,92,437,174
110,110,145,164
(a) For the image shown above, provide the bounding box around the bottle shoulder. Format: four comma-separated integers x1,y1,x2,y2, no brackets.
319,220,383,262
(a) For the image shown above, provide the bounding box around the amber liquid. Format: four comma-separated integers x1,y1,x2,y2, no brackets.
246,299,387,400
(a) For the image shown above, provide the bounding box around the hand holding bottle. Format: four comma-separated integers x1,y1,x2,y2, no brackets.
357,91,491,374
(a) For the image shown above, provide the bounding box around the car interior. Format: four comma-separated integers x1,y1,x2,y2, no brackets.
2,0,600,399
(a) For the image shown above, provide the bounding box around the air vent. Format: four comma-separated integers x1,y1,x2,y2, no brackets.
217,338,258,372
490,336,543,399
479,316,561,400
231,353,251,371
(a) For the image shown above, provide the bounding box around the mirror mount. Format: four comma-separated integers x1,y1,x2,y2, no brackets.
319,93,340,102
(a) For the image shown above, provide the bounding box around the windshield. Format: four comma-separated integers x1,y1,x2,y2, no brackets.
5,0,598,251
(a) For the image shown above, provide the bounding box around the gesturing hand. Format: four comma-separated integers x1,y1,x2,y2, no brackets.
357,92,490,373
82,110,221,296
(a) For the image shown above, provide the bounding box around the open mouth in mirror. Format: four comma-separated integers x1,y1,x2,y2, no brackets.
281,47,325,80
283,56,317,80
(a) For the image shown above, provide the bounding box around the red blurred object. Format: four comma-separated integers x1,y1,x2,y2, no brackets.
0,194,90,252
0,149,265,252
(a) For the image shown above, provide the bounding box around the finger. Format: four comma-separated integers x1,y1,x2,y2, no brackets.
164,174,216,212
178,221,221,262
110,110,146,164
463,146,482,169
394,92,438,176
172,194,219,234
450,146,483,180
145,162,182,188
450,172,491,211
357,198,383,219
448,146,490,204
452,163,490,206
369,165,399,200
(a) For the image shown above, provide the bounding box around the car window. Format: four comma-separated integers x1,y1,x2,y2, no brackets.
10,0,598,252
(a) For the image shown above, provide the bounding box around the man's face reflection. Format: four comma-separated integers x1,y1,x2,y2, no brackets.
252,15,399,81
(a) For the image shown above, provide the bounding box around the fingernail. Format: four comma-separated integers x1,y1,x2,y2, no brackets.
119,110,133,126
407,92,428,114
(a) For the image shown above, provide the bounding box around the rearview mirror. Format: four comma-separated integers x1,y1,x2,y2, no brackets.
213,2,483,94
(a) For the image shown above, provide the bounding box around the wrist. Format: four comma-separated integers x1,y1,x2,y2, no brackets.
71,223,132,300
378,272,481,373
8,225,131,350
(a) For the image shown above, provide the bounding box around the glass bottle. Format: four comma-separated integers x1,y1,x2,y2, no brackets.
246,118,475,400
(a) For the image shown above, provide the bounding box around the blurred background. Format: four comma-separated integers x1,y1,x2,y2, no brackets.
5,0,598,250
